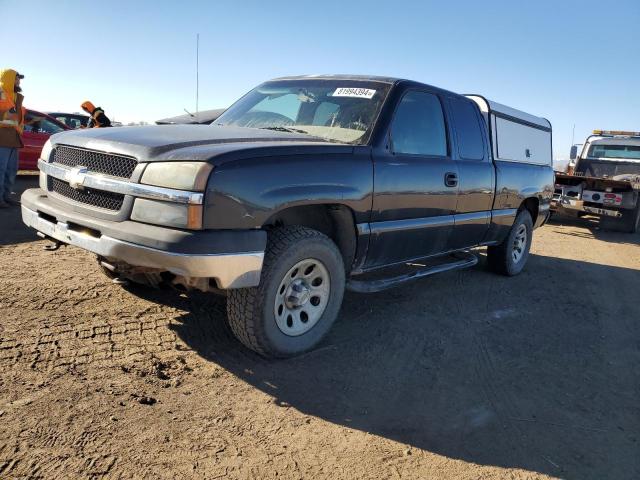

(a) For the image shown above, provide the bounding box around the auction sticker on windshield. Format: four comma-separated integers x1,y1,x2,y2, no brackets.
331,88,376,99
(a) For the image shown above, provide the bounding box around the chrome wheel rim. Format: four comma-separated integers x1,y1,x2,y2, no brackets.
274,259,331,337
512,224,528,263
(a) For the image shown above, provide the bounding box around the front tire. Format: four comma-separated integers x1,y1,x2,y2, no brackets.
227,226,345,358
487,209,534,276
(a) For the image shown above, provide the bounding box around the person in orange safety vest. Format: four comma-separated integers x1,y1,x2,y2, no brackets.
0,69,25,208
81,101,112,128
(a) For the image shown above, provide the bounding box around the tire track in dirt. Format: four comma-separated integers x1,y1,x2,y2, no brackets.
453,263,559,474
0,314,179,371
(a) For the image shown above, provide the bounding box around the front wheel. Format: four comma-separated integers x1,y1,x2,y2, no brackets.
227,226,345,358
487,209,534,276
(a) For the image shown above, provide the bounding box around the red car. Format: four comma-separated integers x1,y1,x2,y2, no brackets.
20,109,69,170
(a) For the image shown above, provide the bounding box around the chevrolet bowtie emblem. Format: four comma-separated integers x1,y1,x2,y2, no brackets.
67,166,89,190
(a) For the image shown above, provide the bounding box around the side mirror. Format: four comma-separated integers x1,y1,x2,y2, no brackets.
569,145,578,160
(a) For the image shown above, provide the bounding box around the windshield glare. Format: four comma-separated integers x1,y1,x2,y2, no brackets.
214,80,391,144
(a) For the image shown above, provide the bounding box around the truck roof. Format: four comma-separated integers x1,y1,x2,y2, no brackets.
270,74,400,84
270,74,467,94
589,136,640,146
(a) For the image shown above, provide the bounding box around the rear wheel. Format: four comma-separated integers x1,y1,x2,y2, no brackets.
227,226,345,358
487,209,534,276
599,204,640,233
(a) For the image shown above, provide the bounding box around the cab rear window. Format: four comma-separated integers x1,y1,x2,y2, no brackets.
450,97,484,160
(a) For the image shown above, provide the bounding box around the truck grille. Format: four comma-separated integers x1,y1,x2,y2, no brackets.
53,146,137,179
49,177,125,211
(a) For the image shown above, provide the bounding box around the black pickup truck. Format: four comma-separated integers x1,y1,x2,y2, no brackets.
22,75,554,357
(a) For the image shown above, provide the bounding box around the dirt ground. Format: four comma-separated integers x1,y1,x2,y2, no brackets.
1,175,639,479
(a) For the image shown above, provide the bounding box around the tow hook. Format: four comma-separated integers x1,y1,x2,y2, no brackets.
37,232,63,251
97,259,129,285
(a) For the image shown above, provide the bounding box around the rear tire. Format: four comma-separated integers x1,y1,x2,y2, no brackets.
599,204,640,233
227,226,345,358
487,209,534,276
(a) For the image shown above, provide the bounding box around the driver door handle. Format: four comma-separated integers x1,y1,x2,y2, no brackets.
444,172,458,188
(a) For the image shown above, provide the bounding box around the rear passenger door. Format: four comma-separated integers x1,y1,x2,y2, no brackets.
446,96,494,250
368,89,459,267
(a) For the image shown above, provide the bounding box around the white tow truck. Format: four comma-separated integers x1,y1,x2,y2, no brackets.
553,130,640,233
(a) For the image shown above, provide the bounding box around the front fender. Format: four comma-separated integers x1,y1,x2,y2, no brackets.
202,152,373,230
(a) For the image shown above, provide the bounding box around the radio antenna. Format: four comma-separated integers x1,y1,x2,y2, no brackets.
196,33,200,117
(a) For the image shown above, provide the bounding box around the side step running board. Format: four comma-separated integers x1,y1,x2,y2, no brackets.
346,252,478,293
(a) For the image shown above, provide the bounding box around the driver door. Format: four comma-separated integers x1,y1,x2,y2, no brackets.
367,89,459,267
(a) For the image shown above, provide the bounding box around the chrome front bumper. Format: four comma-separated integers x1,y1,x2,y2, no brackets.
21,205,264,289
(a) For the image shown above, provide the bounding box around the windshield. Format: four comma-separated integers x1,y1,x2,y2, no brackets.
587,144,640,160
23,113,66,135
214,80,391,144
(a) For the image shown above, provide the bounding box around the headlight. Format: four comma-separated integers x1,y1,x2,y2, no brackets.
141,162,212,191
39,140,53,190
40,139,53,162
131,198,203,229
39,170,47,190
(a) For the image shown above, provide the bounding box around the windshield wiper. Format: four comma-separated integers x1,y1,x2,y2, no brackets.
259,126,310,135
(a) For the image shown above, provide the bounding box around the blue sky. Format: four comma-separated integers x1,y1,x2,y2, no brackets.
3,0,639,159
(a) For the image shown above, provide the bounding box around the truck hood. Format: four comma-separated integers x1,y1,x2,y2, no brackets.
49,125,353,164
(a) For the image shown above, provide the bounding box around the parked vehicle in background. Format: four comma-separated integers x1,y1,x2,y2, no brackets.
553,130,640,232
21,75,553,357
156,108,225,125
21,110,69,170
47,112,90,129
